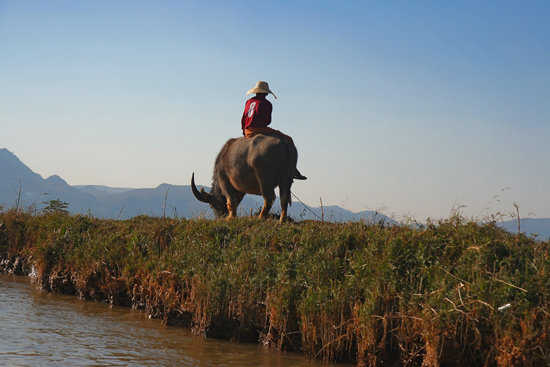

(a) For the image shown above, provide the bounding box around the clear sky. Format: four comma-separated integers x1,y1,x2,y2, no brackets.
1,1,548,221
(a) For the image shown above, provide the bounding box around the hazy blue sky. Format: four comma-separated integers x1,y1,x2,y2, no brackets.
1,1,548,221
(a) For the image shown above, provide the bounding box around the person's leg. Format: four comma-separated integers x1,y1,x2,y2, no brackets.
244,126,276,138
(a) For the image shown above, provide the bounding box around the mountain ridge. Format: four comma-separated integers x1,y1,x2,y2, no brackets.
0,148,386,222
1,148,549,239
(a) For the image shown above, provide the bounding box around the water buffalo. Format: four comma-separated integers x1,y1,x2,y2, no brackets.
191,134,298,223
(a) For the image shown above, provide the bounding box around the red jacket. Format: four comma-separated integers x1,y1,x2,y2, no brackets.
241,95,272,132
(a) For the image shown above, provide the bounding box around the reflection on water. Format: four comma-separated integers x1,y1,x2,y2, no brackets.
0,274,334,367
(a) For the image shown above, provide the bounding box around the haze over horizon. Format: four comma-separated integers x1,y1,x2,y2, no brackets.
1,1,548,221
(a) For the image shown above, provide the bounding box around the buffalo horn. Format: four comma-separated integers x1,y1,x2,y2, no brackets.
191,172,210,203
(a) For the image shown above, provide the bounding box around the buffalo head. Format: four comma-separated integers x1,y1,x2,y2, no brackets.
191,172,229,218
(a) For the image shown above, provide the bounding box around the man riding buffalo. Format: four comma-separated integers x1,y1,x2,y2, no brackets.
191,81,306,222
241,81,307,180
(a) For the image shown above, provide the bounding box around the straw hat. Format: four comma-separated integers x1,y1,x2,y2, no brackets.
246,81,277,99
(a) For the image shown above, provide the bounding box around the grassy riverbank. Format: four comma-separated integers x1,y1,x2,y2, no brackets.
1,210,549,366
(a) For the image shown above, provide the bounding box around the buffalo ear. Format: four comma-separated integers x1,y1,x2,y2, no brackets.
191,173,211,203
200,188,211,201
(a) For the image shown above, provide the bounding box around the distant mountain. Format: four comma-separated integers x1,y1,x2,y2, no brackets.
497,218,550,241
0,149,99,213
8,148,547,238
73,185,134,199
0,148,388,222
80,183,236,219
0,148,42,182
285,204,393,223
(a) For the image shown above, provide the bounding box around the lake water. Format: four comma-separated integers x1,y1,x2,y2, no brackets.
0,274,334,367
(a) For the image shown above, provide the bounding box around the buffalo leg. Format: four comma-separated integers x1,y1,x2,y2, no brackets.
258,184,276,219
226,197,238,219
259,195,275,219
